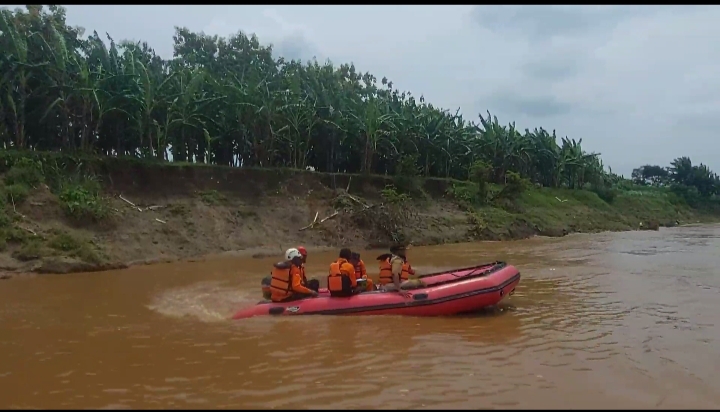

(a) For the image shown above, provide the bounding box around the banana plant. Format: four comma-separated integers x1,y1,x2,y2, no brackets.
348,96,398,173
4,5,705,195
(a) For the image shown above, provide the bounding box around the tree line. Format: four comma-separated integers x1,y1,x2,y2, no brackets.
632,157,720,205
1,5,719,203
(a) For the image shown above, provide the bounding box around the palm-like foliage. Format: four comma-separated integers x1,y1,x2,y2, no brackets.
0,5,615,189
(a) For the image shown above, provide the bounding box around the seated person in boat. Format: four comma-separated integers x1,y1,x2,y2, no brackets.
262,246,319,299
378,243,416,291
296,245,319,292
350,252,375,292
328,248,363,297
266,248,319,302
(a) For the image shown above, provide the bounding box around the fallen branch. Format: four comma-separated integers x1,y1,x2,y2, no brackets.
147,205,166,211
21,226,37,236
299,211,320,231
119,194,143,212
299,210,339,232
319,211,339,223
10,195,25,219
12,221,37,237
155,218,167,224
342,192,371,209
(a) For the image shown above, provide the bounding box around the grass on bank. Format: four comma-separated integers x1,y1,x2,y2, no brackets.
0,154,111,222
0,211,104,264
0,155,108,264
442,177,707,240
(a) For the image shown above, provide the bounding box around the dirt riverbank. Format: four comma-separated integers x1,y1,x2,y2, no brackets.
0,155,717,277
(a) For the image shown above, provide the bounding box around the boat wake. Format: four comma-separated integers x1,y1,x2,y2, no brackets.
146,280,256,322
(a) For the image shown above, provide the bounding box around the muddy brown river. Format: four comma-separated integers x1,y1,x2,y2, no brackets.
2,225,720,409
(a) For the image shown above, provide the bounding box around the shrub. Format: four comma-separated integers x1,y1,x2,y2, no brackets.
495,171,529,200
4,183,29,204
446,183,479,210
468,160,491,205
48,231,83,252
590,185,618,204
58,183,110,222
380,185,410,204
13,239,45,261
3,157,44,188
48,231,103,264
198,189,226,205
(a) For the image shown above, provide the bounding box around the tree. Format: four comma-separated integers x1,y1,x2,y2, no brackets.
0,5,643,194
631,164,669,186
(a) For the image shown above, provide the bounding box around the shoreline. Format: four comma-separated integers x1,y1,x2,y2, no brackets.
2,221,716,280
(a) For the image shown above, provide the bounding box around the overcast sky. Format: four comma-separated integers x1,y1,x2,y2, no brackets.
41,6,720,175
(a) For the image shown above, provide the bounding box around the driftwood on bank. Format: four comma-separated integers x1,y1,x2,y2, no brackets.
299,211,320,231
299,210,341,231
118,195,168,224
119,194,142,212
118,194,165,213
9,194,39,237
297,177,381,232
298,177,361,232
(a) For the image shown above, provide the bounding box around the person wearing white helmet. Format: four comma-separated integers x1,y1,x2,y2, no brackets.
265,247,319,302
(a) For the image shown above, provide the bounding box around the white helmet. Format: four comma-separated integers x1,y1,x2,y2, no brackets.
285,248,302,261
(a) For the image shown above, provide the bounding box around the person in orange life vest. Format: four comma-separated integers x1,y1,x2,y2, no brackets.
269,248,319,302
378,243,415,292
296,246,319,292
350,252,375,292
327,248,361,297
261,247,317,299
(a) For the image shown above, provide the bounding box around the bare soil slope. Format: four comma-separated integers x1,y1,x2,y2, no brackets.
0,158,714,277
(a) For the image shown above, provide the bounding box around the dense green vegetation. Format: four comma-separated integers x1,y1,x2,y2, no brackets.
0,5,719,210
631,158,720,208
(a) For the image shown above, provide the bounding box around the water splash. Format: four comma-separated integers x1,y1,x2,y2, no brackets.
146,281,256,322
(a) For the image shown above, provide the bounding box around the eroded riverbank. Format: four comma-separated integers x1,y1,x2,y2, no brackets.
2,156,718,277
2,225,720,408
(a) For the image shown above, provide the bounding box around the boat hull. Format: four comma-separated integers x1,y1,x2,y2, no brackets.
234,261,520,319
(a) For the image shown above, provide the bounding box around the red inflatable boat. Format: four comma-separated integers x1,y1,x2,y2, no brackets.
232,261,520,319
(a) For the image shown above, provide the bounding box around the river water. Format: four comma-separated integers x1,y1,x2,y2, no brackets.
2,225,720,409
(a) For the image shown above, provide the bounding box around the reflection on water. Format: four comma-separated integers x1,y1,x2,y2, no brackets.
2,225,720,408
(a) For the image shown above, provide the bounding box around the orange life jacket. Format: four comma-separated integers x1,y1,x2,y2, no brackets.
378,255,414,285
270,261,301,301
328,258,354,295
353,259,366,280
